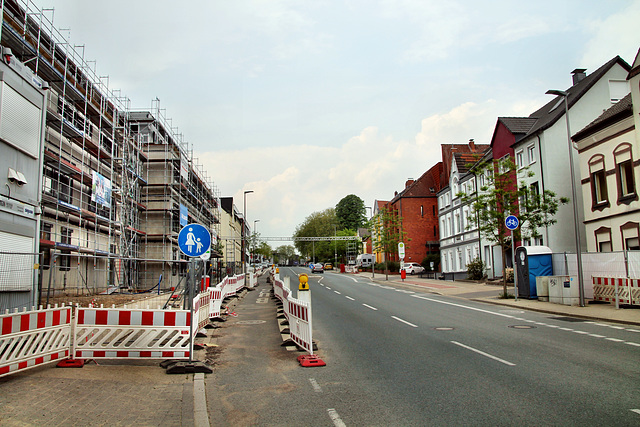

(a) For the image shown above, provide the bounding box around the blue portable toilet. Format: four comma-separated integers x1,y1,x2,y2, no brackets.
517,246,553,299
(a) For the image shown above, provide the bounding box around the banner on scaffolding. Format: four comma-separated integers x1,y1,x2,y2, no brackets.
91,171,112,208
180,204,188,226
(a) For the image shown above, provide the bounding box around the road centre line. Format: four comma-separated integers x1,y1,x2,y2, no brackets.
309,378,322,392
451,341,516,366
328,408,347,427
345,296,355,301
334,291,342,295
392,316,418,328
363,304,378,311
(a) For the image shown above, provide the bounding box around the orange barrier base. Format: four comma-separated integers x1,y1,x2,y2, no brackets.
298,354,326,367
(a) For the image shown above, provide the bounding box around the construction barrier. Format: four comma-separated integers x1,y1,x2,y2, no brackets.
271,273,314,355
592,276,640,305
0,306,72,378
73,307,192,359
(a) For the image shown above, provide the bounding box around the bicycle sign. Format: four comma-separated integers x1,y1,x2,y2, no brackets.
178,223,211,257
505,215,519,231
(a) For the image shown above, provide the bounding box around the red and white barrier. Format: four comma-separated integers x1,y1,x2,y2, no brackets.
593,276,632,304
0,306,72,378
73,307,191,359
272,273,314,355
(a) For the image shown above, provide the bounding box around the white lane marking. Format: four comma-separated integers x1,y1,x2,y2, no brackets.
349,276,358,282
411,294,517,319
631,409,640,415
625,342,640,347
589,334,606,338
391,316,418,328
334,291,341,295
411,294,640,348
363,304,378,311
326,287,332,290
345,296,355,301
309,378,322,393
395,289,415,294
328,408,347,427
451,341,516,366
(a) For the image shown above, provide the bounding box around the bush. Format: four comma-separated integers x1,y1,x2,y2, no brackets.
421,254,440,271
466,257,485,280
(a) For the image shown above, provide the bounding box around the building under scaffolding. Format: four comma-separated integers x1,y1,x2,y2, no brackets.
0,0,221,310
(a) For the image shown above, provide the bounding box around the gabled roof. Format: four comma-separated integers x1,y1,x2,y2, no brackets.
525,56,631,137
572,92,633,141
440,142,489,184
390,162,443,203
454,151,487,174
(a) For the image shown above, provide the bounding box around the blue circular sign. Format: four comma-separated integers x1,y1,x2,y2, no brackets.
178,223,211,257
505,215,519,231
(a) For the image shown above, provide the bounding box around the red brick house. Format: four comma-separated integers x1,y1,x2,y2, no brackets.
385,162,444,266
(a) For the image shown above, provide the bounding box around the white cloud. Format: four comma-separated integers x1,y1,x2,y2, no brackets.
580,1,640,67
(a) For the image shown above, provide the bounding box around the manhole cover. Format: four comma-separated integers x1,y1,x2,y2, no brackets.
236,320,266,325
433,327,455,331
509,325,535,329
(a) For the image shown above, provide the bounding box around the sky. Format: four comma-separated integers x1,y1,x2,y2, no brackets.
33,0,640,242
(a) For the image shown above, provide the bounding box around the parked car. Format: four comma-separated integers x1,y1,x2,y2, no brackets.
401,262,425,275
324,263,333,270
311,263,324,273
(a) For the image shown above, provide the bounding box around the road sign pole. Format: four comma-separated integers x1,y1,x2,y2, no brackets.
188,258,195,362
511,229,517,301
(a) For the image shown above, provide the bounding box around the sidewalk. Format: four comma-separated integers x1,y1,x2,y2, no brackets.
352,272,640,327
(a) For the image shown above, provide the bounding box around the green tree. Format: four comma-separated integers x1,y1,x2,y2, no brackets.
274,245,296,265
336,194,366,231
461,156,569,296
293,208,337,259
370,205,408,280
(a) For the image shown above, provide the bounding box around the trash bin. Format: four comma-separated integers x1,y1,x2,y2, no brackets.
340,264,345,273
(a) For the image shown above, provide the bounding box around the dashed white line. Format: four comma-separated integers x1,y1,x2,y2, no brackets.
328,408,347,427
630,409,640,415
391,316,418,328
625,342,640,347
588,334,606,338
334,291,341,295
451,341,516,366
345,296,355,301
606,337,624,342
363,304,378,311
309,378,322,393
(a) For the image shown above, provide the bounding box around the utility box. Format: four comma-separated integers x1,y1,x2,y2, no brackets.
536,276,549,302
515,246,553,299
548,275,579,305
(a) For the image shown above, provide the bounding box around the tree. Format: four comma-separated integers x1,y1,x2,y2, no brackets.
370,205,408,280
293,208,337,259
336,194,366,231
461,156,569,296
274,245,296,265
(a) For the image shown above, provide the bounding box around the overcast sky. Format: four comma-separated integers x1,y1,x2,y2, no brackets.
35,0,640,242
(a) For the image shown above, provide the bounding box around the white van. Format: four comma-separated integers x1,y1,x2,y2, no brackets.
356,254,374,268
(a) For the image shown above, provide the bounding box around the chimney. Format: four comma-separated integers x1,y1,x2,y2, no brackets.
468,138,475,151
571,68,587,85
405,178,414,188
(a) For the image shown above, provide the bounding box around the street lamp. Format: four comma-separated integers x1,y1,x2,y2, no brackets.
243,190,253,276
546,89,585,307
366,206,374,278
253,219,260,267
333,224,337,268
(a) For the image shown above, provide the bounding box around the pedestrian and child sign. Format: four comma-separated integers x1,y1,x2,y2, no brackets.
178,223,211,257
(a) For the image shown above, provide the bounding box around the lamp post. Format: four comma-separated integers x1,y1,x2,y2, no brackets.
333,224,337,268
546,89,585,307
243,190,253,276
366,206,374,278
253,219,260,267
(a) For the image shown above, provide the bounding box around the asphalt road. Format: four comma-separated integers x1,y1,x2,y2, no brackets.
208,268,640,426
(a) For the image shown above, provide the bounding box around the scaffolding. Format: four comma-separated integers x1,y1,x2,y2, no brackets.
1,0,221,298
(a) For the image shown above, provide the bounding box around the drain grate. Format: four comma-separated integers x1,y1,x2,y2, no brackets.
549,316,585,323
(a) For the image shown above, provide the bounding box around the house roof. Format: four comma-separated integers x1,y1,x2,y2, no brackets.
525,56,631,137
440,142,489,184
390,162,443,203
572,92,633,141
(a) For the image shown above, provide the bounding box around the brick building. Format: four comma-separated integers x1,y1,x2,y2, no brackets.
386,162,443,267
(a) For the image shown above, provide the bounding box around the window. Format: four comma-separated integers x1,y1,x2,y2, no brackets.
621,222,639,251
613,143,636,203
529,182,540,209
420,205,424,217
516,150,524,169
40,222,52,241
467,180,474,194
455,213,460,234
452,178,459,195
609,80,629,104
527,145,536,164
595,227,612,252
484,245,491,267
61,227,73,245
589,155,609,209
